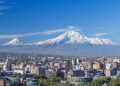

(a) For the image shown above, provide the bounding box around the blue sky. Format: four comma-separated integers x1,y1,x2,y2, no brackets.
0,0,120,44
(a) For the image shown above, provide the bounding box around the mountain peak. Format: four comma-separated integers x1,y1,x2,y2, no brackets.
65,30,81,37
36,30,87,45
36,30,115,45
4,38,20,45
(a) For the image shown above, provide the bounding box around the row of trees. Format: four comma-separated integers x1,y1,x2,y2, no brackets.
37,76,69,86
36,76,120,86
78,77,120,86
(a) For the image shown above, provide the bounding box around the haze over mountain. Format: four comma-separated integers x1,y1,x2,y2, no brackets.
0,30,119,56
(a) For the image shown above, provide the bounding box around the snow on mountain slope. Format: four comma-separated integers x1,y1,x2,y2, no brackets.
3,38,20,45
36,30,88,45
0,30,119,56
88,38,114,45
36,30,114,45
2,30,115,46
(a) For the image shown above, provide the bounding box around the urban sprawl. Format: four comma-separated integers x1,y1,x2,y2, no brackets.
0,53,120,86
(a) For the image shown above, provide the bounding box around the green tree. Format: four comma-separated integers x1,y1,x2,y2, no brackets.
78,81,83,86
85,82,91,86
91,78,103,86
110,78,120,86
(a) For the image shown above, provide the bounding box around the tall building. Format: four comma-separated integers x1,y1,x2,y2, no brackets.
76,58,80,65
19,62,25,69
72,59,74,66
0,77,10,86
105,63,111,70
32,66,39,75
3,59,12,71
111,62,118,69
93,62,102,70
67,70,92,85
65,60,72,78
87,62,93,70
24,65,31,74
105,69,117,76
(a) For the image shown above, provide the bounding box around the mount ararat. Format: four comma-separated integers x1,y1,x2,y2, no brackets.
0,30,120,56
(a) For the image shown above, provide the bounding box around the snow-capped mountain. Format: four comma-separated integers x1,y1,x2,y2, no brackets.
36,30,114,45
2,30,115,46
3,38,20,45
0,30,119,56
88,38,113,45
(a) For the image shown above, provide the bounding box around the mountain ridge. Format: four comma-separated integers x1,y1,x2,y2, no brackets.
1,30,119,56
36,30,114,45
3,30,115,46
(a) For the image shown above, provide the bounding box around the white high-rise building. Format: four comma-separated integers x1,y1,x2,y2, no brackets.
106,63,111,70
76,58,80,65
3,59,12,71
72,59,74,66
20,63,24,69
